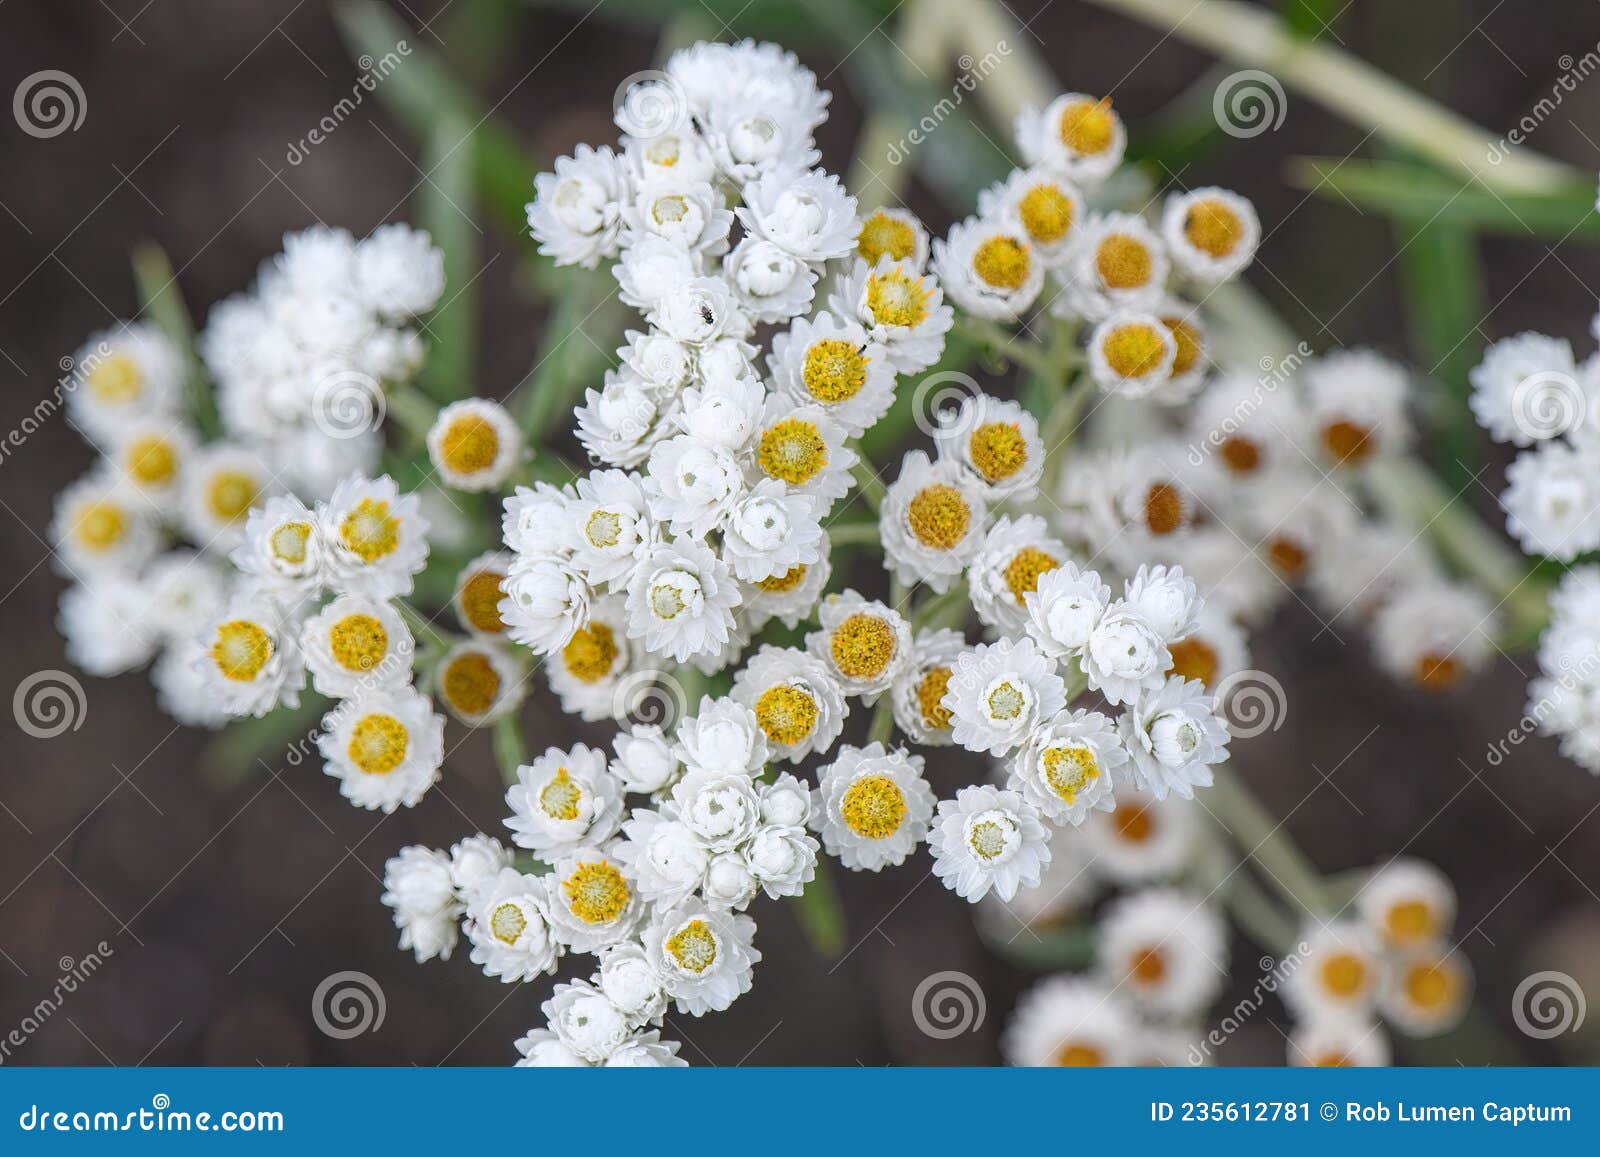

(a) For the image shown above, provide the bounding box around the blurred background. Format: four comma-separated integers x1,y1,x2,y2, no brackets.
4,0,1600,1066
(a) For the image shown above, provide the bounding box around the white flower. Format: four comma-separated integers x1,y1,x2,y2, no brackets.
464,867,562,982
719,479,824,583
677,371,766,452
105,418,195,504
1096,889,1227,1018
768,311,896,438
1469,331,1581,446
527,144,628,268
829,257,954,375
1160,187,1259,282
1304,349,1413,468
1288,1019,1391,1068
978,167,1084,265
811,742,936,871
505,744,625,864
644,433,747,538
622,121,716,182
353,223,445,319
853,206,930,270
724,238,818,322
194,598,306,717
889,628,967,747
933,216,1045,321
611,725,682,795
1355,858,1456,950
615,809,709,907
805,590,913,701
669,768,763,853
66,322,185,444
1059,212,1168,322
300,594,413,698
1371,578,1497,691
1087,311,1177,397
436,640,524,726
625,538,741,662
748,398,859,507
731,645,847,762
1501,441,1600,560
1013,93,1126,185
1082,602,1170,707
743,823,818,900
1002,976,1136,1066
501,480,573,560
152,642,228,727
1118,676,1230,800
1302,516,1433,623
674,696,769,777
928,785,1051,902
738,167,859,262
316,474,430,598
1123,564,1202,642
426,398,524,491
933,394,1045,500
544,980,633,1062
1380,947,1472,1038
624,175,734,255
1010,707,1126,824
598,942,670,1027
381,845,460,963
643,900,761,1016
881,450,988,594
135,550,228,642
317,687,444,812
448,834,514,898
180,444,275,554
1283,921,1382,1023
945,637,1066,756
614,235,703,314
545,847,645,954
575,372,678,469
700,97,820,186
701,852,759,909
51,473,158,577
231,495,325,602
1023,560,1111,661
546,596,631,722
58,579,158,677
1080,788,1197,883
500,554,593,656
647,276,750,345
743,551,831,630
967,514,1069,634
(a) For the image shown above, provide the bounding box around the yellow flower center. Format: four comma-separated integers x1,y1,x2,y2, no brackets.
968,421,1028,483
650,583,686,620
753,683,819,746
441,651,502,717
1164,316,1203,377
856,211,918,266
757,418,828,485
906,484,971,550
328,613,388,673
1384,899,1437,944
561,622,619,684
270,521,312,565
986,679,1027,720
665,918,719,974
124,435,177,485
1041,744,1099,803
585,510,622,549
490,902,527,945
1017,183,1074,244
1266,535,1309,579
1183,198,1245,258
651,195,688,225
830,613,897,680
756,564,808,594
1057,97,1115,155
971,235,1032,291
1100,322,1169,379
968,819,1011,860
1167,637,1219,689
459,569,507,634
86,351,141,403
840,774,907,840
1110,802,1153,844
207,469,259,523
1320,952,1369,998
1414,652,1462,691
916,666,953,731
1002,547,1059,604
1143,482,1185,536
1054,1041,1105,1066
73,500,126,552
438,414,501,476
1129,945,1168,986
211,620,273,682
1321,419,1373,466
1219,435,1261,474
865,269,931,328
645,137,680,167
347,712,409,774
563,861,630,925
1404,960,1457,1011
1094,233,1153,290
340,498,401,563
538,767,583,821
802,339,870,404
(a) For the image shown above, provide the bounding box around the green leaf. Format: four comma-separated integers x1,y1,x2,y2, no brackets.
130,242,219,438
1289,157,1600,241
1278,0,1348,40
789,855,847,959
417,110,480,402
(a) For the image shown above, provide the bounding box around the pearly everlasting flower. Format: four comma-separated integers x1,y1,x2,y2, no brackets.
300,594,413,699
932,394,1045,501
1164,603,1249,692
1081,788,1198,883
1088,311,1178,397
465,867,562,982
1355,858,1456,950
719,479,824,583
701,852,759,910
501,555,592,657
1010,708,1126,825
1013,93,1126,185
829,257,954,375
731,645,847,762
1060,213,1168,322
743,553,831,630
738,168,858,263
623,176,733,257
152,642,229,727
1283,921,1382,1024
748,399,858,506
501,480,573,560
610,725,682,796
598,942,670,1027
543,980,634,1063
811,743,936,871
527,144,628,268
1469,331,1581,446
1096,889,1227,1018
426,399,523,491
928,784,1051,902
105,418,195,505
232,495,325,602
575,372,679,469
743,822,818,900
673,696,769,778
648,276,750,346
853,206,930,270
881,450,988,593
546,596,631,722
614,809,710,908
967,514,1068,634
806,590,913,701
889,628,968,747
194,598,306,717
1303,349,1413,468
934,216,1045,321
317,687,444,812
66,322,184,444
644,434,747,539
768,312,896,438
449,834,514,898
978,167,1084,266
1119,676,1230,800
1500,440,1600,560
1160,188,1259,283
668,768,763,854
1023,560,1112,661
677,372,766,452
381,845,460,963
353,223,445,320
51,473,159,577
643,900,761,1016
1370,579,1497,691
1003,976,1136,1067
1082,602,1172,707
505,744,625,863
316,473,429,598
945,636,1066,756
1289,1019,1392,1068
545,847,645,954
180,444,274,554
58,579,158,677
1123,564,1202,642
436,640,524,726
1380,947,1472,1038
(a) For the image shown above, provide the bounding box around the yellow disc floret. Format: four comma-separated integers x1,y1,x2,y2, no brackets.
857,210,918,266
86,351,142,403
971,235,1032,291
1041,744,1099,804
1058,97,1115,156
1167,637,1219,689
73,500,126,553
1017,183,1074,245
1002,546,1059,604
802,339,870,404
1384,899,1437,944
754,683,820,747
1094,233,1153,291
1321,419,1373,466
490,902,527,945
916,666,954,731
1054,1041,1105,1066
1183,198,1245,258
1319,952,1368,998
211,620,273,682
459,569,507,634
270,521,312,566
665,918,719,974
1403,959,1458,1012
906,484,971,550
207,469,259,523
986,680,1027,720
830,613,897,681
561,622,619,684
441,651,502,717
347,713,409,775
968,421,1028,483
865,268,931,328
757,418,828,485
840,774,907,840
1143,482,1185,536
124,435,177,486
340,498,401,563
329,613,388,673
756,564,808,594
1164,316,1204,378
563,861,630,925
438,414,501,476
1100,322,1169,379
538,767,584,821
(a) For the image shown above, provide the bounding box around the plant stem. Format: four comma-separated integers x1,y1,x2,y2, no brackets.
1207,763,1336,917
385,379,440,447
493,714,526,786
827,518,884,549
850,460,887,513
397,598,452,651
868,698,896,746
790,855,848,959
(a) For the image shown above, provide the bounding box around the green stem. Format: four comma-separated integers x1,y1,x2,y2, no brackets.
827,519,884,549
790,856,847,959
385,379,440,447
850,460,887,513
867,698,896,746
956,316,1057,379
493,714,526,786
397,598,453,651
1207,763,1336,917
